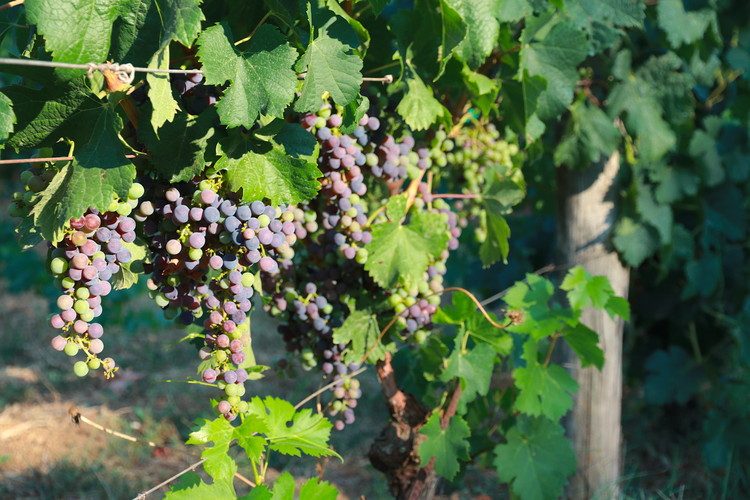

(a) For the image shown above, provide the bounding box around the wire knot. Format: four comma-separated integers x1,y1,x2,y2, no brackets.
85,62,135,86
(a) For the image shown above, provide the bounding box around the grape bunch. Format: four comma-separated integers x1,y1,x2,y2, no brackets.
44,182,145,377
139,178,299,420
170,72,220,115
8,166,57,219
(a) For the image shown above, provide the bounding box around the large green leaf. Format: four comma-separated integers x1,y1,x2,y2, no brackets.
395,71,450,131
440,340,496,411
146,47,179,131
494,416,577,500
514,339,578,420
165,473,237,500
143,110,216,183
364,212,450,289
332,298,389,364
3,80,99,150
657,0,717,48
0,92,15,149
295,27,363,111
246,397,340,459
216,136,321,206
520,19,588,120
26,0,124,72
30,106,136,244
198,24,298,128
186,417,238,481
446,0,499,68
418,413,470,480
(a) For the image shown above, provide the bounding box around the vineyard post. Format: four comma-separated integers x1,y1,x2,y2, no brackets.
556,151,630,498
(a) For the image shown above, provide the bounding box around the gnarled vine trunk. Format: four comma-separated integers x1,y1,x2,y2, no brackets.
556,152,630,499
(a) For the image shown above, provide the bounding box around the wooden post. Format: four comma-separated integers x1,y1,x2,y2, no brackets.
556,151,630,499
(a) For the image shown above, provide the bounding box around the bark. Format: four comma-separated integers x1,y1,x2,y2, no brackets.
556,151,630,499
368,352,437,499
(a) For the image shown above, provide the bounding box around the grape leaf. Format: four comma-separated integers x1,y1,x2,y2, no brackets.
165,473,237,500
143,110,216,182
146,47,179,131
644,346,704,405
494,416,576,500
198,24,298,128
233,415,268,463
2,80,99,150
612,216,660,267
553,101,621,168
332,298,388,364
563,324,604,370
295,26,363,112
608,73,676,163
418,413,470,480
446,0,499,69
186,417,238,481
253,119,319,162
437,0,467,74
504,275,577,340
480,165,525,264
269,473,295,499
396,70,451,131
520,19,588,120
217,137,322,206
297,477,340,500
514,339,578,420
0,92,15,149
657,0,717,48
365,212,450,289
440,340,496,411
25,0,124,73
246,397,340,459
434,294,511,354
479,212,510,267
340,94,370,134
433,292,476,325
30,106,136,244
560,265,615,310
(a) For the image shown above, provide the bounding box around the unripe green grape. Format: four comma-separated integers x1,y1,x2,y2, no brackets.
388,294,403,307
227,395,241,406
225,384,238,396
215,350,228,362
241,273,255,288
74,299,90,314
76,287,90,300
188,248,203,260
117,202,132,216
80,310,95,322
20,170,33,184
64,342,79,356
257,214,270,227
154,293,169,308
217,380,227,390
394,303,407,314
88,358,102,370
50,257,68,275
415,330,428,344
166,274,180,286
218,232,231,245
73,361,90,377
237,401,249,413
128,182,145,200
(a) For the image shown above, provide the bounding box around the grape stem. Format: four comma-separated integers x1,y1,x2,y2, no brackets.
430,193,480,200
234,12,271,46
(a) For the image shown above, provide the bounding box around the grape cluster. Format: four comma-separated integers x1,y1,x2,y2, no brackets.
45,183,145,377
140,178,298,420
171,72,219,115
8,167,57,219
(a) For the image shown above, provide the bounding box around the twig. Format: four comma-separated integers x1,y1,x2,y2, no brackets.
133,458,206,500
0,154,141,165
362,75,394,83
233,12,271,46
440,383,462,429
69,407,256,492
430,193,480,200
294,366,368,410
0,0,23,11
69,406,158,446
